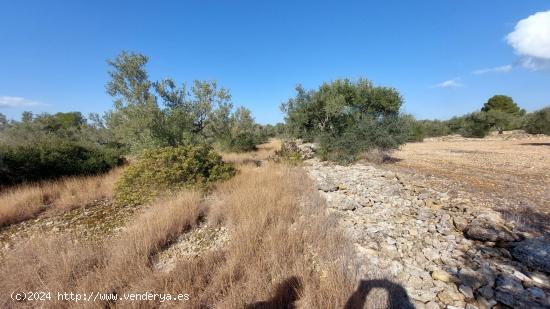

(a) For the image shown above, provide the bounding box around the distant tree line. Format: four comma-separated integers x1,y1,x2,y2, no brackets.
0,111,123,185
407,95,549,140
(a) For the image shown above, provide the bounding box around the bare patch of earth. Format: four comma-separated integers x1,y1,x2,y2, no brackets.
387,133,550,234
152,223,229,272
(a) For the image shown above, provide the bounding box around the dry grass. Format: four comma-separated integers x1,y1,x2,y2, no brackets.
0,168,121,228
113,162,358,308
221,138,281,165
0,190,204,308
0,141,364,308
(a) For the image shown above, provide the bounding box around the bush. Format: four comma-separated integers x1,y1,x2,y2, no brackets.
0,139,122,185
282,79,408,164
114,145,235,206
274,142,303,166
421,120,450,137
408,121,426,142
459,112,491,138
228,132,258,152
523,107,550,135
318,115,410,164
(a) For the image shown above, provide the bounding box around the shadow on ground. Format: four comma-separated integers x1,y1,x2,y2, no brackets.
520,142,550,146
246,277,414,309
344,279,414,309
495,201,550,235
245,276,302,309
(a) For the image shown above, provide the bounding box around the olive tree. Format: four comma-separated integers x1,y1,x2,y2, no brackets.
282,78,408,163
105,51,263,153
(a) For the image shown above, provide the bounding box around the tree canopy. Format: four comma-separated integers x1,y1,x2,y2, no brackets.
104,51,266,153
481,95,523,115
281,78,409,163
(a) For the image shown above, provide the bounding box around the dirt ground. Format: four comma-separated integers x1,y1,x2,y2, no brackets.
386,131,550,234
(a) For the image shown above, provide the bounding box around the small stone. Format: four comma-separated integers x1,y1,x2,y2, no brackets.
425,301,440,309
479,264,496,287
463,218,518,242
423,247,441,262
459,284,474,299
437,286,465,305
458,267,486,289
526,287,545,299
407,275,425,289
478,285,494,299
425,199,440,210
494,291,516,307
496,274,523,292
323,192,359,210
453,217,468,231
512,270,531,282
529,272,550,289
432,270,453,283
310,171,338,192
475,296,495,309
410,290,437,303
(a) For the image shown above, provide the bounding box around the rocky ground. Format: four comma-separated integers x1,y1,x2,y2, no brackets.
389,131,550,235
302,137,550,308
0,200,143,252
153,223,229,272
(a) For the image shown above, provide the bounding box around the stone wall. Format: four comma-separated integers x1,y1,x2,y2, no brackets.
305,158,550,308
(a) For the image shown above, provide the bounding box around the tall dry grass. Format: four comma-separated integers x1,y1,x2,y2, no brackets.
200,162,358,308
0,190,204,308
221,138,281,165
113,162,359,308
0,168,121,228
0,141,371,308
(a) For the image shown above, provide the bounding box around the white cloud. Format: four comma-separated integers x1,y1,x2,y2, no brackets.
472,65,513,75
517,57,550,70
0,96,44,108
433,78,463,88
506,10,550,70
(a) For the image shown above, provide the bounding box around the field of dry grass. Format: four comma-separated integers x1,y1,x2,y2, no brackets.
0,140,375,308
0,168,121,228
388,132,550,233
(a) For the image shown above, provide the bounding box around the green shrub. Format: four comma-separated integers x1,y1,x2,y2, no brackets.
318,115,410,164
523,107,550,135
114,145,235,206
274,142,303,166
0,139,122,185
229,132,258,152
421,120,450,137
408,122,425,142
281,151,303,166
459,112,491,138
282,79,408,164
446,116,466,134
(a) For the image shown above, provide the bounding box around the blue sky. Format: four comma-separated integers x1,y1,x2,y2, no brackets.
1,0,549,124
